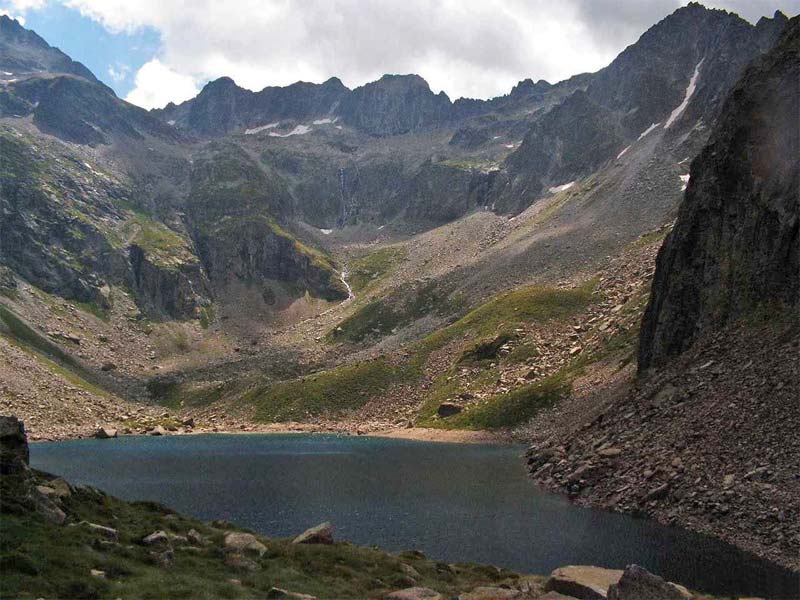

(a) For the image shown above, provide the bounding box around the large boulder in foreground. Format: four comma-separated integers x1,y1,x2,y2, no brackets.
544,565,623,599
292,522,334,545
607,565,691,600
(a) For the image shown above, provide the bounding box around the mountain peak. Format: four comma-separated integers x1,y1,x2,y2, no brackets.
0,13,101,85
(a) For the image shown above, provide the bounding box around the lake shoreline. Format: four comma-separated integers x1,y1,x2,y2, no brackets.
28,422,515,445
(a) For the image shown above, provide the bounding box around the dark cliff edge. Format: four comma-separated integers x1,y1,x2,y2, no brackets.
639,17,799,370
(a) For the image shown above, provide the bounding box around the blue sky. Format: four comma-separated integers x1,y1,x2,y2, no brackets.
21,3,160,98
2,1,798,109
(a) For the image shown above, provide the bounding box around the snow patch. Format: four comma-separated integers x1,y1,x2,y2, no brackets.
319,228,333,235
2,71,12,76
377,225,385,230
245,122,280,135
167,120,176,126
616,145,632,159
269,124,312,137
504,143,515,149
679,173,690,191
312,117,335,125
637,122,661,141
335,125,343,130
665,58,704,129
549,181,575,194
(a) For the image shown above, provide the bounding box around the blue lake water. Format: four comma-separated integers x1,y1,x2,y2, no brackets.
30,433,799,598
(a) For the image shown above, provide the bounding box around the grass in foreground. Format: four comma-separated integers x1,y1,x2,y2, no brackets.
1,471,522,599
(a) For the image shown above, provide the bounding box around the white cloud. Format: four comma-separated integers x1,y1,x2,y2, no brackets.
107,62,130,82
124,58,199,110
0,9,24,23
47,0,800,107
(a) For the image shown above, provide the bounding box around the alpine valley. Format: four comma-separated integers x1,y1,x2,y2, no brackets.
0,3,798,599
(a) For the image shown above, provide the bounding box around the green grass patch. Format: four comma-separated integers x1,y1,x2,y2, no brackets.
347,246,408,294
1,470,522,600
146,377,228,410
199,305,216,329
248,358,402,422
424,372,571,430
457,332,517,365
329,282,461,343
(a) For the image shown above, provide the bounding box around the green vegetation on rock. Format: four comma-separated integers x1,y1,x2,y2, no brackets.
248,358,402,422
347,246,408,293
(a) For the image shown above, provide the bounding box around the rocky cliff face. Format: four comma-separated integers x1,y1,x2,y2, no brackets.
336,74,452,136
188,144,348,303
639,17,799,370
158,76,348,138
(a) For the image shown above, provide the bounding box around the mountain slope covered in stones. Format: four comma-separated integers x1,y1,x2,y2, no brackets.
526,15,800,574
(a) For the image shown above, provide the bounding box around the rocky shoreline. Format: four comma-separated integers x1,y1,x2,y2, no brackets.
525,320,800,575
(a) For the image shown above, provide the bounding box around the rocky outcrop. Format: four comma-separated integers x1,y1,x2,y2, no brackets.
0,415,28,474
157,76,348,138
0,415,66,524
189,144,347,302
128,244,211,320
639,17,799,369
337,74,452,136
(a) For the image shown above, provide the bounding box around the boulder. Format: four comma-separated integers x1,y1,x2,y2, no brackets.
292,522,334,545
90,569,106,578
437,403,463,417
400,563,421,579
95,427,118,439
225,553,260,571
223,531,267,557
33,492,66,524
544,565,623,600
48,477,72,498
266,588,318,599
152,549,174,568
142,530,170,546
385,588,442,600
187,528,204,545
607,565,692,600
459,587,520,599
541,593,581,600
79,521,119,541
149,425,167,436
100,362,117,371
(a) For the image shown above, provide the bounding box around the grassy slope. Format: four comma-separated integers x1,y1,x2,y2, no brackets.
0,472,522,600
246,282,595,424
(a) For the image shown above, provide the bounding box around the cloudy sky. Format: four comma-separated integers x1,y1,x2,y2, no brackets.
1,0,797,109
